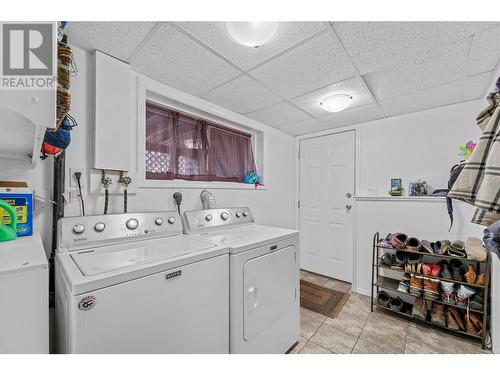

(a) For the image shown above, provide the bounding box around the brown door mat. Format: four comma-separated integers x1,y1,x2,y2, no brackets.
300,279,350,319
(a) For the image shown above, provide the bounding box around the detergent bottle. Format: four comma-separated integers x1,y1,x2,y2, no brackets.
0,199,17,242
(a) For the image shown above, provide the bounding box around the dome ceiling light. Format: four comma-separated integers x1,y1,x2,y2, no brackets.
225,22,280,48
319,94,353,113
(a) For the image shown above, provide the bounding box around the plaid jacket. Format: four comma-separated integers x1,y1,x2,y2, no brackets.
448,92,500,226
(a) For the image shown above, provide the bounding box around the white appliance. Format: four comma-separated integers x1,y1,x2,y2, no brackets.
0,232,49,353
182,207,300,354
55,211,230,354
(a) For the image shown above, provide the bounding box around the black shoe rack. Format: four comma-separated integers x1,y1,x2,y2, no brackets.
371,232,491,350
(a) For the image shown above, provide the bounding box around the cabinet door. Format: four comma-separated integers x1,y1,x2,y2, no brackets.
94,51,131,171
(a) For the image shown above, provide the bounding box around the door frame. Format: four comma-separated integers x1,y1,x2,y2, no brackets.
295,128,359,290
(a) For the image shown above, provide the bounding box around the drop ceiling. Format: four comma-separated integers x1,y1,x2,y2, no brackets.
65,21,500,136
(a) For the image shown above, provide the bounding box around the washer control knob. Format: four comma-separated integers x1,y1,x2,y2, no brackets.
242,211,249,217
205,214,213,222
155,217,164,226
221,212,229,221
126,218,139,230
236,212,242,218
94,222,105,232
168,217,176,224
73,224,85,234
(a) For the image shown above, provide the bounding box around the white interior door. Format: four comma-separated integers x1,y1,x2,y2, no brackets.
299,131,355,282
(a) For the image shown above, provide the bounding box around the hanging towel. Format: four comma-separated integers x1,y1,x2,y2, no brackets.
447,92,500,226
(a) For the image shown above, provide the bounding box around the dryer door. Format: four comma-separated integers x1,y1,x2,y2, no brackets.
243,245,297,341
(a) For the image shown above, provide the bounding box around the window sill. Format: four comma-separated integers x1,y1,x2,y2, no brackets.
138,179,267,190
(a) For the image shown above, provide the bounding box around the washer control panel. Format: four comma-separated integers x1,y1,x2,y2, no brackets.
59,211,182,251
182,207,254,234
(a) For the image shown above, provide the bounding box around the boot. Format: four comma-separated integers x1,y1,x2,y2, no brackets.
430,303,445,326
409,274,423,297
448,306,465,331
412,298,427,320
440,260,452,279
475,273,486,286
423,277,440,301
464,264,477,284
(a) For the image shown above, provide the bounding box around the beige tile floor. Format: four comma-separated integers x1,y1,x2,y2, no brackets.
291,270,491,354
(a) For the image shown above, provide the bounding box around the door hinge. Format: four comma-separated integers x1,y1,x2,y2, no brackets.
297,200,300,208
298,150,300,159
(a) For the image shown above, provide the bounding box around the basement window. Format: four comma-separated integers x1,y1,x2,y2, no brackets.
145,102,257,182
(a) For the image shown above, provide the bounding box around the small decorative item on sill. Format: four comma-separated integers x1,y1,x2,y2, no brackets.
389,178,403,196
409,179,428,196
243,173,264,189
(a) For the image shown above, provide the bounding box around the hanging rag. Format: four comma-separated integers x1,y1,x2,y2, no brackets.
447,91,500,226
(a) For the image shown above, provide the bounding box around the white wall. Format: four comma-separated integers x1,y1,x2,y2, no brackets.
63,47,297,233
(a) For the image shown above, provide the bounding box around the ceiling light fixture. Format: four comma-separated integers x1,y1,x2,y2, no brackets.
320,94,353,112
225,22,280,48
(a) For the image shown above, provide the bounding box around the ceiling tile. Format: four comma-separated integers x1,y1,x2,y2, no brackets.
129,23,240,96
246,101,311,127
460,71,494,101
176,22,325,70
364,38,471,101
65,21,156,61
202,76,281,114
279,118,328,136
466,25,500,74
378,80,463,117
333,21,498,74
318,103,384,128
250,32,355,99
291,77,373,116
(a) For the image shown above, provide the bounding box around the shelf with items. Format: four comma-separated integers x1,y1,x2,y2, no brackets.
374,275,484,314
371,232,491,349
376,244,483,263
374,262,486,289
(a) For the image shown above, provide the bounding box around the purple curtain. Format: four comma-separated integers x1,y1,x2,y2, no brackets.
146,102,255,182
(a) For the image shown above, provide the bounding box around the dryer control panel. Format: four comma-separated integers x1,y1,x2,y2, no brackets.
182,207,254,234
57,211,182,252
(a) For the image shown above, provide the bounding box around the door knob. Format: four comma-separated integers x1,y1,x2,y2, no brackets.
346,204,352,209
346,192,352,198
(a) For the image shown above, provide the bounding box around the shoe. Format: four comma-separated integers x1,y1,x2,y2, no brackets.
430,263,441,277
421,240,433,254
422,263,432,276
406,237,421,252
447,240,467,258
391,251,408,269
440,260,452,279
431,240,451,255
430,304,446,326
410,274,424,297
440,281,455,304
412,298,427,320
390,297,403,312
407,252,423,264
449,258,465,281
469,313,484,336
445,307,460,330
456,284,476,307
398,279,410,293
377,291,391,307
465,237,487,261
380,253,393,267
475,273,486,286
391,233,408,249
448,306,465,331
470,294,484,311
464,264,477,284
423,277,440,301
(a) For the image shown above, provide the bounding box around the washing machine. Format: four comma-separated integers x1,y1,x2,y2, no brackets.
182,207,299,353
55,211,230,353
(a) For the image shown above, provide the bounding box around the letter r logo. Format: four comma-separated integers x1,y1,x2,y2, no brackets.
2,24,53,76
